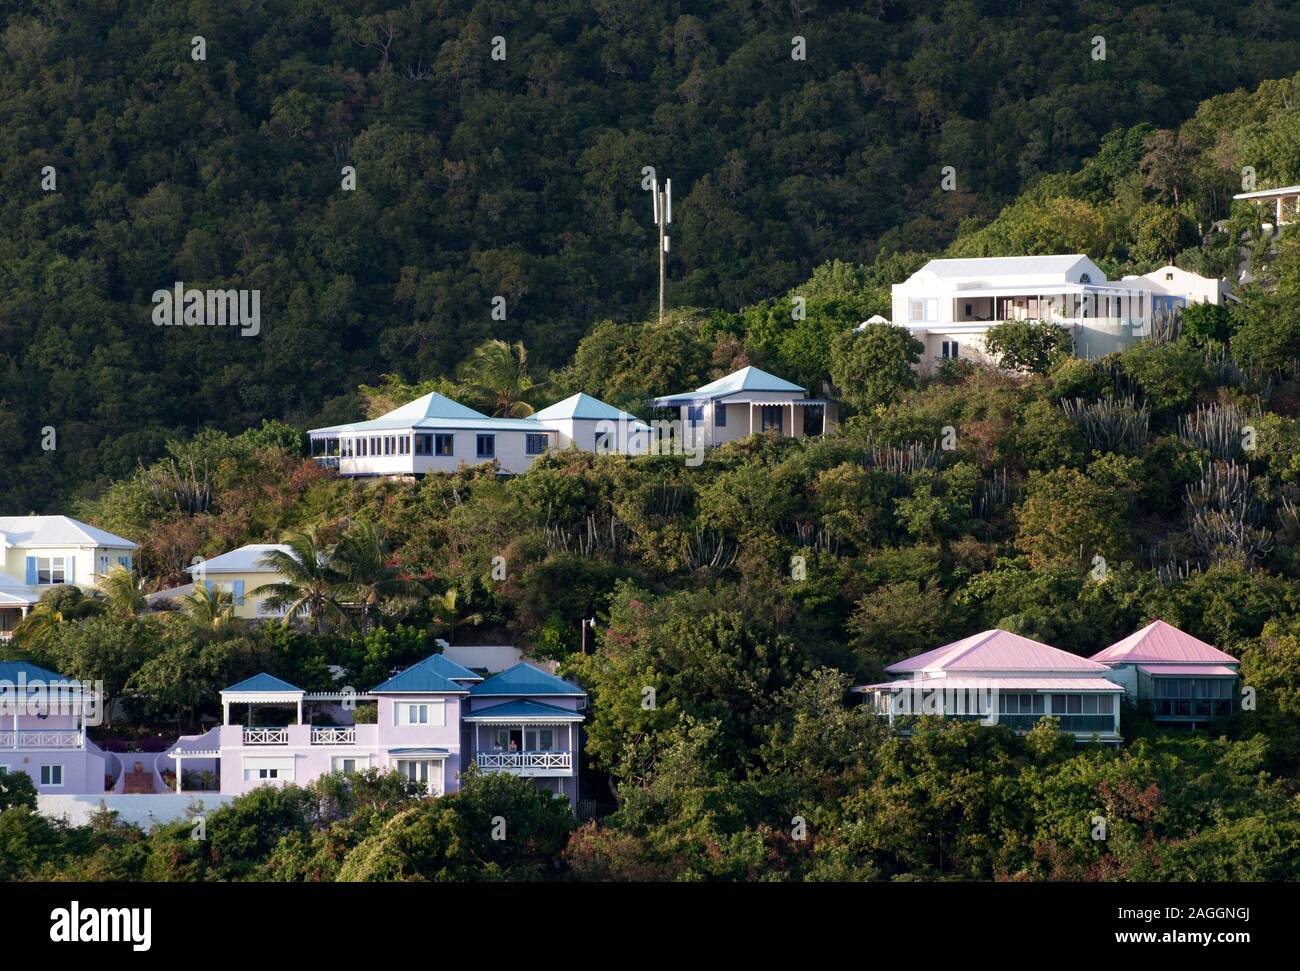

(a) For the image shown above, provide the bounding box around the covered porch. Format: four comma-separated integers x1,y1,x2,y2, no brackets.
465,700,582,777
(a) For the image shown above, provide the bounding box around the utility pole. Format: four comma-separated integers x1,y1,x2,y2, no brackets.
651,177,672,323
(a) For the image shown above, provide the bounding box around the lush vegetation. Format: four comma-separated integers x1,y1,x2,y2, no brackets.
7,5,1300,882
7,1,1300,508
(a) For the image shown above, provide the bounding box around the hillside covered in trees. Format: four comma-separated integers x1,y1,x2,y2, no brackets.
6,0,1300,509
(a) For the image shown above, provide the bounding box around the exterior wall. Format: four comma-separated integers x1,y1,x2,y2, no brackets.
1124,266,1226,305
1101,664,1140,699
679,391,831,448
1,748,106,794
329,429,551,477
1,545,135,593
197,569,288,620
544,418,650,455
463,694,584,804
39,793,236,827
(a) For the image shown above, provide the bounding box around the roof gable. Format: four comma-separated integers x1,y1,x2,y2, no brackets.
887,629,1110,674
531,392,647,423
412,653,483,682
464,699,584,720
469,662,585,697
0,515,138,550
380,391,488,422
0,660,73,683
372,662,468,694
696,366,805,396
1090,620,1238,664
223,672,303,694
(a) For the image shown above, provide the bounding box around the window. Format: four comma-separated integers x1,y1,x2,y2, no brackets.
714,404,727,427
255,598,287,618
525,728,555,751
35,557,67,585
526,433,548,455
594,431,611,452
909,298,938,322
397,760,441,793
395,701,445,726
687,405,704,427
258,768,279,779
1165,272,1174,281
760,405,784,433
98,554,109,574
940,340,960,359
414,433,429,455
998,693,1044,715
370,436,380,455
357,437,367,457
398,435,410,455
476,434,495,459
434,434,454,456
383,436,394,456
40,765,63,786
334,757,359,774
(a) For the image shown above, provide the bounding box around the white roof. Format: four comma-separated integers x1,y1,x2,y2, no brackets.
0,516,137,549
907,255,1104,288
1233,184,1300,200
530,393,649,426
186,544,294,575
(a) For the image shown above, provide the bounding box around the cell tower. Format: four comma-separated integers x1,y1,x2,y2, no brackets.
651,176,672,323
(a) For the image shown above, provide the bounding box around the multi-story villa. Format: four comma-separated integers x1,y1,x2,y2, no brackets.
1091,620,1239,727
857,629,1124,742
0,660,106,794
308,389,649,477
0,516,138,640
889,254,1166,370
167,654,587,804
651,365,838,448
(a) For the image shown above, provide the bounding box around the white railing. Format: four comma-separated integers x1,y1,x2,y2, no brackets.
477,751,572,771
310,727,355,745
243,728,289,745
0,730,83,749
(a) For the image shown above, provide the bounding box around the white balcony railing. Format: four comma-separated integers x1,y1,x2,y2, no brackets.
310,727,356,745
0,730,83,749
476,750,572,773
243,728,289,745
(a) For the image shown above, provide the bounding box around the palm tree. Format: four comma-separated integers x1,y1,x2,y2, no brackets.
251,527,349,634
430,587,484,645
99,565,147,617
457,339,544,417
178,583,236,632
332,520,428,633
11,586,104,653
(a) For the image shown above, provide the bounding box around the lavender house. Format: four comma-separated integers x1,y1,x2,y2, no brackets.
167,655,587,804
0,660,106,794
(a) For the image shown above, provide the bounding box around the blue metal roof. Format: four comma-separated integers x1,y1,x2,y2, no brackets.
413,653,483,682
0,660,74,684
463,699,584,721
468,662,585,697
652,366,806,405
223,672,303,694
372,662,469,694
387,747,451,755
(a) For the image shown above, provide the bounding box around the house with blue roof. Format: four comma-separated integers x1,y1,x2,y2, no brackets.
651,366,837,449
308,387,650,477
0,659,106,794
165,655,587,804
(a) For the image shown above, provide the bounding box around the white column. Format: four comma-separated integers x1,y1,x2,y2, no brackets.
175,756,183,793
222,701,229,725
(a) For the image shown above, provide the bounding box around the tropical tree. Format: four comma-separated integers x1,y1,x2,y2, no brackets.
98,565,147,618
332,520,428,633
11,586,104,654
430,588,485,645
457,339,544,417
177,584,236,632
251,528,349,634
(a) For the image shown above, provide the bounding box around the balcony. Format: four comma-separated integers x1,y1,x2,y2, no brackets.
476,750,573,777
242,728,289,745
0,730,83,749
311,727,356,745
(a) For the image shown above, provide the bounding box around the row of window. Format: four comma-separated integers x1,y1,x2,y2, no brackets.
999,693,1114,715
0,764,63,786
1152,677,1235,700
27,554,128,586
331,432,550,460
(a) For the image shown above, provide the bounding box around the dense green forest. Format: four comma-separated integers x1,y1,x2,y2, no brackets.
6,4,1300,882
6,0,1300,509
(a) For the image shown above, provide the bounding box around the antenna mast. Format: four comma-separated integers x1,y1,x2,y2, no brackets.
652,177,672,323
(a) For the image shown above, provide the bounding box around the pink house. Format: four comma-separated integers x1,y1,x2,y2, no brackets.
0,661,107,794
856,629,1124,742
1090,620,1239,726
167,654,587,804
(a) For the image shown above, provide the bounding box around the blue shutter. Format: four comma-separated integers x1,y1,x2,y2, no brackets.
232,580,245,606
25,557,36,585
203,580,214,593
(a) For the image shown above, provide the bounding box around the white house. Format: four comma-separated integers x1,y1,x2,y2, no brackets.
889,254,1157,370
528,393,652,455
308,389,649,477
1233,183,1300,228
1121,265,1236,309
650,366,837,448
0,517,138,640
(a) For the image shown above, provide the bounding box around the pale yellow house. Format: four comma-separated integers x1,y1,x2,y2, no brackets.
0,516,139,640
185,544,294,620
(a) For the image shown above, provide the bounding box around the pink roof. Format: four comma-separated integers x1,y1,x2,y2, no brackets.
886,630,1111,674
1090,620,1237,665
860,676,1122,692
1137,664,1237,677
